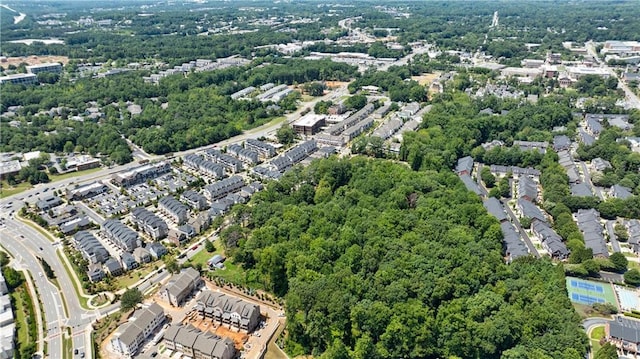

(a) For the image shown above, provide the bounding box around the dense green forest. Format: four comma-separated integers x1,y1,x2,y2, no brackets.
225,157,587,358
0,58,358,157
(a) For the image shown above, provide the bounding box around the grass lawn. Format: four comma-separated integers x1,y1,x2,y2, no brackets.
12,287,36,352
188,248,217,267
211,260,248,285
56,251,89,310
63,330,73,359
0,180,32,198
591,326,605,340
247,116,286,135
49,167,102,182
115,262,159,289
630,261,640,271
623,252,637,258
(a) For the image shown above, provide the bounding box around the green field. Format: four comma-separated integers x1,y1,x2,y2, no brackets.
50,167,102,182
0,180,32,198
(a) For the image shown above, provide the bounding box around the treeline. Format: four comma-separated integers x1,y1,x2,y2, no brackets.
1,58,359,158
348,67,426,102
399,92,573,171
227,157,587,358
577,126,640,194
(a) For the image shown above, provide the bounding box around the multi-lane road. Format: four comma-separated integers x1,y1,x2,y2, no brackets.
1,214,94,359
0,84,351,358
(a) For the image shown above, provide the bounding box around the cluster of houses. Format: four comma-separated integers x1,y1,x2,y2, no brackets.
107,268,262,358
110,303,166,356
229,83,294,104
143,57,250,84
456,154,574,261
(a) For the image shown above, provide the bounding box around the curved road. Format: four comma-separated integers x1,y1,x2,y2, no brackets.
0,86,348,358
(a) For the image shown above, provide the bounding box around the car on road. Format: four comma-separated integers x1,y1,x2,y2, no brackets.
38,272,43,277
74,349,78,355
80,352,85,358
191,245,198,250
43,188,49,192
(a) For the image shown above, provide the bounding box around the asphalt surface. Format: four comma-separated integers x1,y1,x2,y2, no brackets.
501,199,541,258
0,86,352,358
578,161,604,200
605,220,622,253
1,220,65,359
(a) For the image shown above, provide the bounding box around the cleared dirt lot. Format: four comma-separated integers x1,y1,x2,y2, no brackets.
1,55,70,67
411,72,440,86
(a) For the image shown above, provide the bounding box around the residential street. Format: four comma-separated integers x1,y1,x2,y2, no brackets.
501,199,540,258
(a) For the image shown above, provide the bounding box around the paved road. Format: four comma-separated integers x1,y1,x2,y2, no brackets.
605,220,622,253
578,161,604,200
1,221,66,359
501,199,541,258
599,271,624,283
0,84,351,358
0,209,96,358
586,41,640,110
75,202,105,226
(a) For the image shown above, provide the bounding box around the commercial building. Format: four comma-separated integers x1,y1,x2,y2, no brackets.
195,291,261,332
112,162,171,187
0,160,21,179
65,155,101,171
566,66,610,79
26,62,62,74
162,324,236,359
110,303,165,356
66,181,108,200
293,114,326,136
159,268,203,307
0,73,38,85
606,316,640,355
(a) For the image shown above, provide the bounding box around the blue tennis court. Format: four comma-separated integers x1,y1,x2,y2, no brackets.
571,293,605,305
566,277,618,309
570,280,604,293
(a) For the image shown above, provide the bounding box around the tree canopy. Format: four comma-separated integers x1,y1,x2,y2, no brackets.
227,157,587,358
